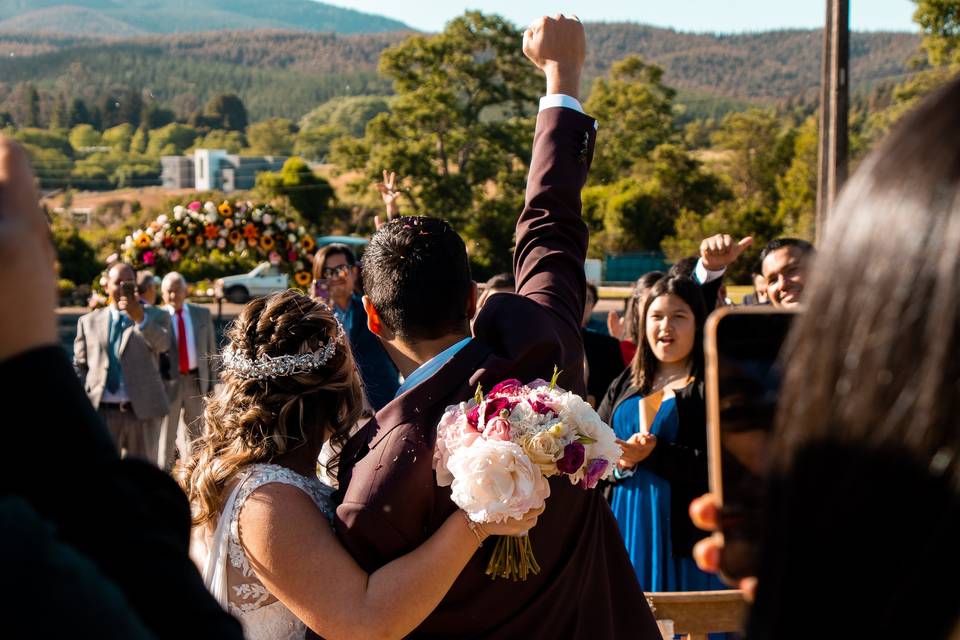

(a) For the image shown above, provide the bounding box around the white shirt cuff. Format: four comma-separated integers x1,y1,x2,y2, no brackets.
694,258,725,285
538,94,598,129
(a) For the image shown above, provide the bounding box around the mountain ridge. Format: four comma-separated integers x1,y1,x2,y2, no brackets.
0,22,922,121
0,0,411,35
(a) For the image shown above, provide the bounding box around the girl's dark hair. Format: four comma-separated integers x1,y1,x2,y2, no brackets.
623,271,664,344
177,290,363,526
630,275,707,393
772,76,960,489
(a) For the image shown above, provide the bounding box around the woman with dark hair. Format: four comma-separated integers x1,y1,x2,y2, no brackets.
692,76,960,638
598,276,723,592
607,270,665,365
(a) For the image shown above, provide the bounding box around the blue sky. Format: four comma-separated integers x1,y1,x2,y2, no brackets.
332,1,918,34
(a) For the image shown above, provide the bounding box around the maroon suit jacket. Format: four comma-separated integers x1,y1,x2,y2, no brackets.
332,107,659,639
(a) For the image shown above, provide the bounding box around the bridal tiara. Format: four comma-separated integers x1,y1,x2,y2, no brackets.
221,323,345,380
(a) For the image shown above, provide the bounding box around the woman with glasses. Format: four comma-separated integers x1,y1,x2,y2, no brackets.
312,243,399,411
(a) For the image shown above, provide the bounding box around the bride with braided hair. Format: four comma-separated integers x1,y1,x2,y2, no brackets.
178,290,542,640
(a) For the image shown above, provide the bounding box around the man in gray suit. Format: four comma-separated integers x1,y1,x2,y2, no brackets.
160,271,217,469
74,262,170,463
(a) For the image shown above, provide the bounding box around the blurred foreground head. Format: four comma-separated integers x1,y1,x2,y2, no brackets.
757,76,960,639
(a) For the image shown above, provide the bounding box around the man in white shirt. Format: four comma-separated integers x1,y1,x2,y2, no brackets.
160,271,217,470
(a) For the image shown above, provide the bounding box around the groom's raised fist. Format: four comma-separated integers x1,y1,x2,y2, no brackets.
523,14,585,99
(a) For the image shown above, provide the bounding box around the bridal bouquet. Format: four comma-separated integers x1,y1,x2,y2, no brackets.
433,370,621,580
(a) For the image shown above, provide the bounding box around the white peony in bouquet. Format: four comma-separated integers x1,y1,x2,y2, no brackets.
433,369,621,580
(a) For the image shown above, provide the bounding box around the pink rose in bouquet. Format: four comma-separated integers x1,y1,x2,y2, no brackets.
433,368,621,580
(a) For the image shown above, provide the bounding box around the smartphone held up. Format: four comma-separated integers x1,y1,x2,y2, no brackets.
704,306,796,583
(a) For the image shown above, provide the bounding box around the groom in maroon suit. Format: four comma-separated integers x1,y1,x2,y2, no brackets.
331,15,660,638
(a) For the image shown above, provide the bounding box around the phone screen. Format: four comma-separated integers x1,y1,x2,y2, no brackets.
705,308,796,582
313,279,330,303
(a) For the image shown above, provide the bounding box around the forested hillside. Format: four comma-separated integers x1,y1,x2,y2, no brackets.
0,0,409,35
0,24,920,121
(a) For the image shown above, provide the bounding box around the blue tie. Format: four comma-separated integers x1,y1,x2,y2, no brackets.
105,313,126,393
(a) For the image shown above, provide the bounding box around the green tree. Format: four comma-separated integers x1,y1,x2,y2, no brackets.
140,103,176,129
294,125,342,162
103,123,134,152
192,129,247,153
204,93,249,131
662,201,784,283
147,123,199,156
255,157,335,229
69,124,103,151
711,108,794,208
247,118,296,156
582,144,729,255
14,128,73,157
300,95,390,137
67,98,92,127
113,161,161,189
775,116,818,238
52,221,100,285
913,0,960,67
13,83,41,128
583,56,677,184
130,126,149,154
330,11,540,275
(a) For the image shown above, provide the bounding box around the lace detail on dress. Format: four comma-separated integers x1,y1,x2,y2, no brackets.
223,463,335,638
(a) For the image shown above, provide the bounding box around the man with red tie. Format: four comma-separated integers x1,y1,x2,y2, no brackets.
160,271,217,471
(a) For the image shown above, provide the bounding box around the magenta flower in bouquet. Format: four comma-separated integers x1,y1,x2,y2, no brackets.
433,370,621,580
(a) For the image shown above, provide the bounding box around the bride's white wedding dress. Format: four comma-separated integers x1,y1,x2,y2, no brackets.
192,463,335,640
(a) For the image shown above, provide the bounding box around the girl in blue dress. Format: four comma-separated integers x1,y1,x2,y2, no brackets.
598,275,725,593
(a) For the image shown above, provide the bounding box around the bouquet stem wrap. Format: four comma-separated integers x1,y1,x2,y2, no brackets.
486,535,541,581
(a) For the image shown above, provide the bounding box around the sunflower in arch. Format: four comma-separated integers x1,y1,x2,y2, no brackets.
218,201,234,217
174,234,190,251
300,235,316,252
134,231,151,249
293,271,312,286
228,229,242,245
259,234,276,251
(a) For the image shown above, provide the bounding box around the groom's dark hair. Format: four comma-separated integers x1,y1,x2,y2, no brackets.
362,215,472,341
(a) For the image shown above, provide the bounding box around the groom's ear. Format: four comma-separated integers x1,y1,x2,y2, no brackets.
362,295,384,337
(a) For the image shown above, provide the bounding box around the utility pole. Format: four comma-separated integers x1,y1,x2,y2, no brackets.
816,0,850,244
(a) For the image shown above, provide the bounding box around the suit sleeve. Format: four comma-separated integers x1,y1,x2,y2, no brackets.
514,107,596,337
136,311,170,355
334,425,441,572
74,316,89,382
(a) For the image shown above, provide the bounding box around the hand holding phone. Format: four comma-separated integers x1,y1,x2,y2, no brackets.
313,279,330,304
704,306,796,583
117,281,144,322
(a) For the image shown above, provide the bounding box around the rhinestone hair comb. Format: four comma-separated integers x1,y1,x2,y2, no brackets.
221,322,345,380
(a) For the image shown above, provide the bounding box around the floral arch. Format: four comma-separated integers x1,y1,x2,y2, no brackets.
122,200,317,287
